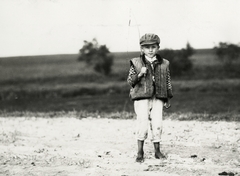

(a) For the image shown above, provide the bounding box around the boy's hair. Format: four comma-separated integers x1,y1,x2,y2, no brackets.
140,33,160,46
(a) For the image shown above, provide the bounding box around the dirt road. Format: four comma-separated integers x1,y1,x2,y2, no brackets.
0,117,239,176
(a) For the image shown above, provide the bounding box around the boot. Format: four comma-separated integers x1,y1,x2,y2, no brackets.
136,140,144,162
154,142,166,159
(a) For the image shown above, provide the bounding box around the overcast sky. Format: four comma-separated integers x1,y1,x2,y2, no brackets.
1,0,240,57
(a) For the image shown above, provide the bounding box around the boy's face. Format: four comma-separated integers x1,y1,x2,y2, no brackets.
141,44,159,58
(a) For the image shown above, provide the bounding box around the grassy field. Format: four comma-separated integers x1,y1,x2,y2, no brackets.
0,49,240,120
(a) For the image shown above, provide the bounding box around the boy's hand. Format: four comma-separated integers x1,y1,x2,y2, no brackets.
139,67,147,77
164,99,171,109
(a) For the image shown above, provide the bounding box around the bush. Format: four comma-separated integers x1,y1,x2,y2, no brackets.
214,42,240,68
160,43,194,77
78,39,114,75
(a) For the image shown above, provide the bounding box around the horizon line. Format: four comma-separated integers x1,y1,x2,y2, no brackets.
0,47,214,58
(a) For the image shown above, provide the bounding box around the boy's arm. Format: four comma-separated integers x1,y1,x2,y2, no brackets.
164,66,173,109
127,64,144,87
166,67,173,98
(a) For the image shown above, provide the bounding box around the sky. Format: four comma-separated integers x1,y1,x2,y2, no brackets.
0,0,240,57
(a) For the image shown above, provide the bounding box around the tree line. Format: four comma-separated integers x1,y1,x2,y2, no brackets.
78,39,240,76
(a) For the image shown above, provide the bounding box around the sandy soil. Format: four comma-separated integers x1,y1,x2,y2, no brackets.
0,117,239,176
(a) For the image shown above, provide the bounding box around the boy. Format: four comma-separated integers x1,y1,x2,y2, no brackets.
127,33,173,162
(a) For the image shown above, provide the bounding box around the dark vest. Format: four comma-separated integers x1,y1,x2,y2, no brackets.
129,55,171,101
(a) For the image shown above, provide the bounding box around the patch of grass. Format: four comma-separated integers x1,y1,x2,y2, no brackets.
0,110,135,120
0,87,240,118
1,79,240,115
167,112,240,121
1,78,240,100
189,48,221,66
173,79,240,92
0,110,239,121
0,81,129,100
0,54,82,81
1,50,240,118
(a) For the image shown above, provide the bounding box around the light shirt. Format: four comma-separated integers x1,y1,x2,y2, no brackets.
145,55,157,82
145,55,157,63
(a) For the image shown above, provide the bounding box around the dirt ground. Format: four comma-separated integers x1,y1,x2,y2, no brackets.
0,117,239,176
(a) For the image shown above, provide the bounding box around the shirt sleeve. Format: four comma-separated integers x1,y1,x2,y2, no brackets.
127,64,139,88
166,67,173,98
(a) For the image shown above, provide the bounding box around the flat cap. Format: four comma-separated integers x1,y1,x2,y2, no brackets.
140,33,160,46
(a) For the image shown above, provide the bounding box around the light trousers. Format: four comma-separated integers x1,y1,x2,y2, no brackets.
134,97,163,142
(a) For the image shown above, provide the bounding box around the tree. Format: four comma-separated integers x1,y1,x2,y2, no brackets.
214,42,240,67
78,39,114,75
160,43,194,77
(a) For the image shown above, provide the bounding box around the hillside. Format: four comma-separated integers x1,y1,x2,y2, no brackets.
0,48,240,116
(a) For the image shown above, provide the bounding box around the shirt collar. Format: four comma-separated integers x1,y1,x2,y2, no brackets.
145,55,157,63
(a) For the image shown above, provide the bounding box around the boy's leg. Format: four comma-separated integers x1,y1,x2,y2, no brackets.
134,99,149,142
150,98,165,158
153,142,166,159
134,99,149,162
136,140,144,162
